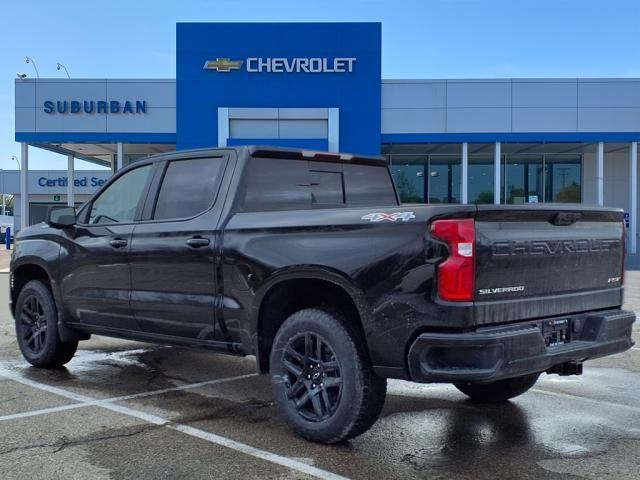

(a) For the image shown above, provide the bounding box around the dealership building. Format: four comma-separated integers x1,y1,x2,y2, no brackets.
13,22,640,252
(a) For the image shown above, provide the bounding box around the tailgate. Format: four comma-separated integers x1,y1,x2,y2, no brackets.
473,205,625,325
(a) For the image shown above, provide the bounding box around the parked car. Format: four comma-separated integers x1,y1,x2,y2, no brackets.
11,146,635,443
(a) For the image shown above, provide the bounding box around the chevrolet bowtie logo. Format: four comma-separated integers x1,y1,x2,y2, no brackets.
203,58,243,72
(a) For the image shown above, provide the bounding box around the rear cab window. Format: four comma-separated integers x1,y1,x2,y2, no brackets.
239,157,397,211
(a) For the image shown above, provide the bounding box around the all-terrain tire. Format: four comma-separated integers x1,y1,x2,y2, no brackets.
454,373,540,403
14,280,78,368
270,308,387,444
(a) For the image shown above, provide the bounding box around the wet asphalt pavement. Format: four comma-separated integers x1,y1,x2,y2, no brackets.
0,273,639,479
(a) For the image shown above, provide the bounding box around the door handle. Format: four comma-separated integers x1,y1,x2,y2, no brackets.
109,238,128,248
186,237,210,248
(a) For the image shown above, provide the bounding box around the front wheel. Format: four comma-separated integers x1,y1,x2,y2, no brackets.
15,280,78,368
454,373,540,403
270,308,387,444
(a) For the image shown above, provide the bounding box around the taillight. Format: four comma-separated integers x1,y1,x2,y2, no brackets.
430,218,475,302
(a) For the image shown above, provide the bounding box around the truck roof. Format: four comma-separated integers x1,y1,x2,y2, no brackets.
144,145,387,167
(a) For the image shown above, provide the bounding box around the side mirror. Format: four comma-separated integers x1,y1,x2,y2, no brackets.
48,206,76,228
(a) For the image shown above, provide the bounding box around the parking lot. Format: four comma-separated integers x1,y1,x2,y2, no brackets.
0,273,638,480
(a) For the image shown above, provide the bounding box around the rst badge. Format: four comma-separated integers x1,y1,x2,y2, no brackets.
361,212,416,222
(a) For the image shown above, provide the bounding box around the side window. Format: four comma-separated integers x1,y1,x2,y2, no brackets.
89,165,152,224
241,158,312,211
153,157,224,220
343,164,398,206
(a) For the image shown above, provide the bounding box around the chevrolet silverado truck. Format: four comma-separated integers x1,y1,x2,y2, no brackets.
11,146,636,443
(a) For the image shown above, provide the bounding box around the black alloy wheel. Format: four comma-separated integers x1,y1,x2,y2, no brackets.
270,308,387,444
14,280,78,368
19,295,48,355
282,332,343,422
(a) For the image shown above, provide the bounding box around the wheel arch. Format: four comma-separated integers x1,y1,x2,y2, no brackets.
11,259,54,314
11,259,89,342
253,266,371,374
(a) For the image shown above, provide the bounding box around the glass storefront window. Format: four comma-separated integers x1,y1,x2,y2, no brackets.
503,155,544,204
545,155,582,203
468,155,494,204
428,155,460,203
386,144,582,205
389,155,426,204
389,153,461,204
502,154,581,204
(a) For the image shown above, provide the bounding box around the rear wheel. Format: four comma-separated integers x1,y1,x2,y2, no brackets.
454,373,540,403
15,280,78,368
270,308,386,444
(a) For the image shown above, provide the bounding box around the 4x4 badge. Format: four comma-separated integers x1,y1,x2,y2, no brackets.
361,212,415,222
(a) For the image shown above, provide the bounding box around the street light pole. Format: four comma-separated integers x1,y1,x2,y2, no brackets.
10,156,19,217
56,63,70,78
25,56,39,78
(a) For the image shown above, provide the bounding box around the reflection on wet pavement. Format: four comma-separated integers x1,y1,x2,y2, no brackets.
0,272,639,479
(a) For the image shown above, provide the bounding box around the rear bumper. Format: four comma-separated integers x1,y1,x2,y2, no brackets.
407,309,635,383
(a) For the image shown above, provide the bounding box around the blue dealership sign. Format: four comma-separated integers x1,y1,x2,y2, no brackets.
176,23,381,155
37,176,107,187
43,100,147,115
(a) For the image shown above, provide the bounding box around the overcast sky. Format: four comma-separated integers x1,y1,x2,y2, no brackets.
2,0,639,170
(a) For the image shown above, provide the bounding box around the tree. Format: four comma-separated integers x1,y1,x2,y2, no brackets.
394,171,423,203
554,183,581,203
473,191,494,204
0,195,13,216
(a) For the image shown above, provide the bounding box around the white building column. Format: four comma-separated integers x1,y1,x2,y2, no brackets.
327,108,340,152
494,142,501,204
67,155,75,207
217,108,229,148
461,142,468,204
116,142,124,171
20,143,28,229
597,141,604,206
1,171,5,215
630,141,638,254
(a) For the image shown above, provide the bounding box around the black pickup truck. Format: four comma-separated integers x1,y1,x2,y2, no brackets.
11,146,635,443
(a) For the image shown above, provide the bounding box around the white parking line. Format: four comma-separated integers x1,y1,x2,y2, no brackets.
103,372,259,402
0,402,93,422
532,388,640,414
0,369,349,480
0,372,258,423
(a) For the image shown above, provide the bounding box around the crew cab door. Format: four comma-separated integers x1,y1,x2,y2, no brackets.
128,153,232,342
60,163,155,330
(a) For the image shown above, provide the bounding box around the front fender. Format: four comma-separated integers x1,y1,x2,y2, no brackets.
11,236,88,342
11,237,61,301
